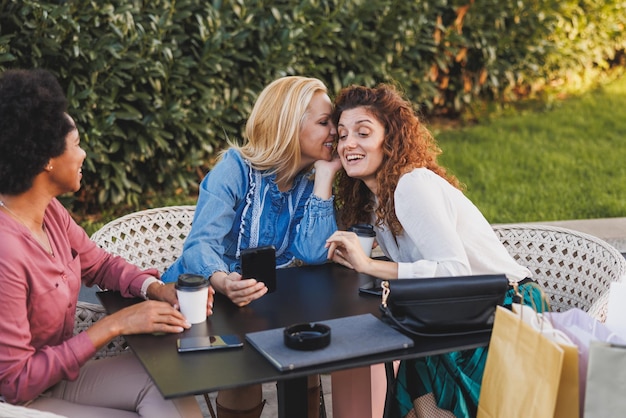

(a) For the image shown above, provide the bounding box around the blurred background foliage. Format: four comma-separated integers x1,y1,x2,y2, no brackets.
1,0,625,217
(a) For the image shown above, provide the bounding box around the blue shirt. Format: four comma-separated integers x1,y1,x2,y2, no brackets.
162,149,337,282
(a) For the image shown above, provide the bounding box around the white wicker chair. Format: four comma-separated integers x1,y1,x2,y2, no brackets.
89,205,196,273
0,402,67,418
493,223,626,320
86,205,220,415
74,205,196,359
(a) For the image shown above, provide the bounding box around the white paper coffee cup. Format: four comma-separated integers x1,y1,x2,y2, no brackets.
175,274,210,324
348,224,376,257
356,235,375,257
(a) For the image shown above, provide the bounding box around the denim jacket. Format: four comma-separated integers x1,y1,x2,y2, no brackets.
162,149,337,282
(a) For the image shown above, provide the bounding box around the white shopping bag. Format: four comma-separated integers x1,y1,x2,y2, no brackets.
606,281,626,337
584,341,626,417
583,281,626,417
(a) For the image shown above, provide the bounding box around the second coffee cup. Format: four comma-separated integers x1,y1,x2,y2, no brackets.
175,273,210,324
348,223,376,257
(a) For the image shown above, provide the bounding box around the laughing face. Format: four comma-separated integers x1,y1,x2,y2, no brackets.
299,92,336,168
337,107,385,192
48,114,86,194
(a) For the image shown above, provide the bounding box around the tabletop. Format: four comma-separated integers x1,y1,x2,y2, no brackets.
98,263,490,417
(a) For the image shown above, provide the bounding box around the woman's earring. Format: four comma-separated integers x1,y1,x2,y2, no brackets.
48,166,53,170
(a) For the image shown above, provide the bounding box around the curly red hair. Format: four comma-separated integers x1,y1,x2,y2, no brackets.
332,84,461,235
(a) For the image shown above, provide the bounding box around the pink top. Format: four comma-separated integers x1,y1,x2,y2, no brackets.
0,199,159,404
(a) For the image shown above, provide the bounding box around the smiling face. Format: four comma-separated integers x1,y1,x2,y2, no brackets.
337,107,386,193
47,114,86,194
298,92,336,169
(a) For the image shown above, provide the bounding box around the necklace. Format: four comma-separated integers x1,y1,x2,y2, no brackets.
0,199,54,256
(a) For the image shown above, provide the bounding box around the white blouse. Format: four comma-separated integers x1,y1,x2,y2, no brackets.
374,168,531,282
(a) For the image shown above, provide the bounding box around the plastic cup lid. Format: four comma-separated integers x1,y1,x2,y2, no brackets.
348,223,375,237
175,273,209,290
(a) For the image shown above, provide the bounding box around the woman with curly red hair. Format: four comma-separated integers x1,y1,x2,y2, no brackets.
325,84,540,417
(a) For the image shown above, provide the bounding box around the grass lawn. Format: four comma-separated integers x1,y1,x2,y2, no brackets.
434,74,626,223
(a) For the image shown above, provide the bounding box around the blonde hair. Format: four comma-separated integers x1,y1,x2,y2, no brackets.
231,76,328,186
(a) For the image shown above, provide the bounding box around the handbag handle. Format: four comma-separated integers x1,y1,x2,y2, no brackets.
382,278,520,307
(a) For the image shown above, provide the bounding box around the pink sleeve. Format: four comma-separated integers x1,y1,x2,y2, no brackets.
0,236,96,403
0,331,95,404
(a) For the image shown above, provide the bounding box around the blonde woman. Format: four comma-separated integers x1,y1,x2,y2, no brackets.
162,76,341,417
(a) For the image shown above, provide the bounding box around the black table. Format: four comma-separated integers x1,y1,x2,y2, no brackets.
98,263,489,417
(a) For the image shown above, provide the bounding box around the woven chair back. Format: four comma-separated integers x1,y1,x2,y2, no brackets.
76,205,196,358
493,224,626,320
90,205,196,274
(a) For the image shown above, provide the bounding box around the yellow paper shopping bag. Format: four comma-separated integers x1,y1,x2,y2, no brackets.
477,305,579,418
513,304,580,418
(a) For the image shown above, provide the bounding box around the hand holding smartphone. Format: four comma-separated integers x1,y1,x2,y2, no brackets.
177,335,243,353
241,245,277,293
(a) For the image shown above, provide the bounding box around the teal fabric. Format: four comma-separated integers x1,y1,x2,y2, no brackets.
394,282,548,418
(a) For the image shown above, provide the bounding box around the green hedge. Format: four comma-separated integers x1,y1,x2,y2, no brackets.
1,0,624,213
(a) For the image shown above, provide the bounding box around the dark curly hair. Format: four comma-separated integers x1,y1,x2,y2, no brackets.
332,83,462,235
0,69,72,195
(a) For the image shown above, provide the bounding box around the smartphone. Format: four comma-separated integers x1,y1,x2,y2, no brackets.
358,279,384,296
241,245,277,293
177,335,243,353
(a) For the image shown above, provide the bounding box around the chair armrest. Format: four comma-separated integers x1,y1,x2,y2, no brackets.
0,401,67,417
74,301,128,358
587,291,610,322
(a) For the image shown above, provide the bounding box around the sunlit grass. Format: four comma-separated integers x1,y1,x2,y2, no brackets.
435,75,626,223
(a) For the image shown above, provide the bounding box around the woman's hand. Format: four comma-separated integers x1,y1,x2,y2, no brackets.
116,301,192,335
325,230,370,271
313,155,342,200
210,271,268,307
148,281,215,318
327,231,399,280
86,300,192,350
314,153,343,177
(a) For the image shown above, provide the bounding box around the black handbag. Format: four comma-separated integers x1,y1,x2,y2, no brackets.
380,274,511,418
379,274,510,338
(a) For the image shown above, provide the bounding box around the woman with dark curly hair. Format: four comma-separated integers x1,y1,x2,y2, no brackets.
325,84,541,418
0,69,210,417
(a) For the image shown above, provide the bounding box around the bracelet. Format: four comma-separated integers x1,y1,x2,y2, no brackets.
140,277,165,300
